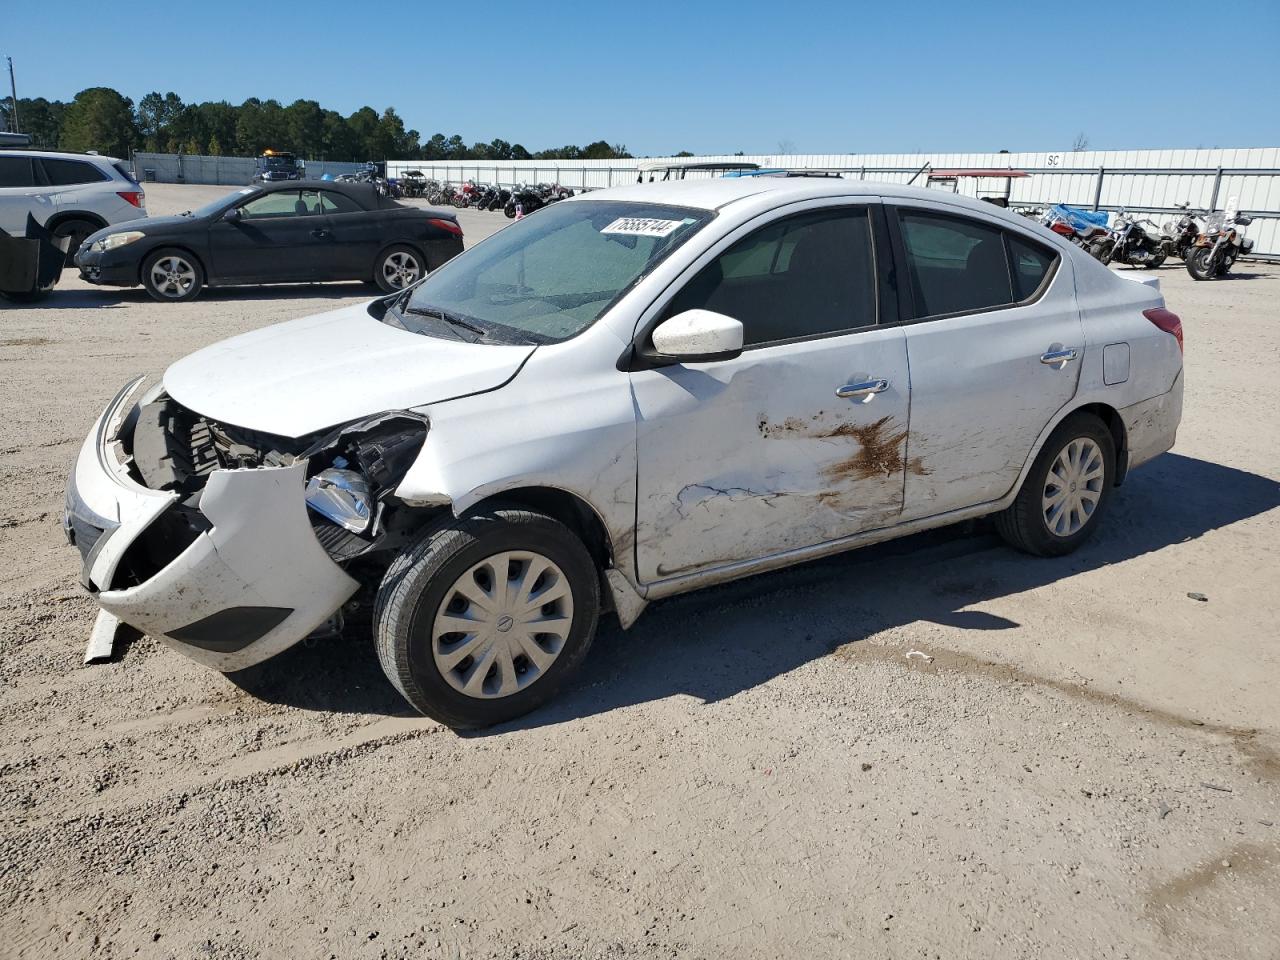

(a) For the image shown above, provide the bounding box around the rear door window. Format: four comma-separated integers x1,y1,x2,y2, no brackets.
898,210,1013,318
39,158,109,186
0,155,37,187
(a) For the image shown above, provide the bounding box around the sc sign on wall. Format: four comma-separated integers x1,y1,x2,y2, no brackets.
1045,154,1065,168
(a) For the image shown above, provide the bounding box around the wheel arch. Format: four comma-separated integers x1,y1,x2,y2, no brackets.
1071,402,1129,485
465,486,617,571
46,211,108,233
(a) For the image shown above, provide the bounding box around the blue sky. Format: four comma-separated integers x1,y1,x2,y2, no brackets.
6,0,1277,155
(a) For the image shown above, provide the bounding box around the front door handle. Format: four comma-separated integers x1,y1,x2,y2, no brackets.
311,228,330,239
1039,348,1080,366
836,378,889,399
1040,348,1078,365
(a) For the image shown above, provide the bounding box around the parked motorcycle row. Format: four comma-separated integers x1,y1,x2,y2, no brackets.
394,172,577,219
1026,201,1255,281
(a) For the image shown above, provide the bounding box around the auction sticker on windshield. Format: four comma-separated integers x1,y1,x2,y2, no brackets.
600,217,686,237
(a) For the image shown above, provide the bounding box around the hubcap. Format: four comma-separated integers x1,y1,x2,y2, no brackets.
1042,437,1105,537
383,251,421,288
150,256,195,298
432,551,574,699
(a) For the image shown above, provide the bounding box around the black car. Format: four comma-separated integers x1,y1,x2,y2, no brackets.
74,181,464,303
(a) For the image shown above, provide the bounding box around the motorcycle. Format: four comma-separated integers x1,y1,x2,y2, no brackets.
1042,204,1109,252
425,181,452,205
1161,202,1203,262
1089,208,1166,268
1185,208,1254,280
488,186,512,212
504,184,546,219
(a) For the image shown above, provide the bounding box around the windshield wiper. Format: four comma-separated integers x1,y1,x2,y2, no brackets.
405,305,488,340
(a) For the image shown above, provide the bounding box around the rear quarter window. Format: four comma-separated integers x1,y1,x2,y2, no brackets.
40,158,109,186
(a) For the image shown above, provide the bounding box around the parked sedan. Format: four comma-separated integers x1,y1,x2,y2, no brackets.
65,177,1183,727
74,180,464,302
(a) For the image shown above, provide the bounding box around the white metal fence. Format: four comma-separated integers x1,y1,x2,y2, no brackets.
387,147,1280,260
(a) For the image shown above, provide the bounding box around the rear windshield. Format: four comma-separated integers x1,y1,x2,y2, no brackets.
403,200,713,343
113,161,137,183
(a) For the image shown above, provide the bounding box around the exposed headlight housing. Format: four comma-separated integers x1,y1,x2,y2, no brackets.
91,231,146,253
305,467,373,534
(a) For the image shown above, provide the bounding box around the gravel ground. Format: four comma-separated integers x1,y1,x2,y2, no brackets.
1,184,1278,960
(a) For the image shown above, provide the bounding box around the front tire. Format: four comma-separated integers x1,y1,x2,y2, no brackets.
1186,247,1216,281
1087,238,1114,263
141,248,204,302
375,506,601,728
995,413,1115,557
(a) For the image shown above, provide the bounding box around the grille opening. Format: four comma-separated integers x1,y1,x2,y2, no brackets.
109,505,208,590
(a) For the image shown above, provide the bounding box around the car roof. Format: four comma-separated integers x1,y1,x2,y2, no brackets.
256,178,383,204
572,175,1062,237
5,149,125,165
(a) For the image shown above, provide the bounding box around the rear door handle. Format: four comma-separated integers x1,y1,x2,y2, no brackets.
836,378,889,398
1040,348,1078,365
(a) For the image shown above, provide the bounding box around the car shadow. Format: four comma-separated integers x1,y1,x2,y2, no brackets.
16,278,377,309
228,453,1279,723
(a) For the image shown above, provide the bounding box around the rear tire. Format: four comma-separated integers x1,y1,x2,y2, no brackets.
373,244,423,293
995,412,1116,557
1087,238,1114,263
50,218,100,267
375,506,601,728
141,248,204,302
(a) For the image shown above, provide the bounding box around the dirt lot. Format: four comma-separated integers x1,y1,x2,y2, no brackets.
1,183,1278,960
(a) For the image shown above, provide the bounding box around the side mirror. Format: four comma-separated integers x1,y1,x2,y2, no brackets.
222,207,242,223
646,309,743,364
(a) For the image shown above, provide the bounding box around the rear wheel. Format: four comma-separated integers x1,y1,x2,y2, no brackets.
375,506,600,728
141,248,204,302
373,244,423,293
50,218,100,266
995,413,1115,557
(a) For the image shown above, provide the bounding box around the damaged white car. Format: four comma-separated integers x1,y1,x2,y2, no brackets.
65,178,1184,727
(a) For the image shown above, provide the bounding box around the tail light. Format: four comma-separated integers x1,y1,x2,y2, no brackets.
427,218,463,237
1144,307,1183,354
1050,221,1075,236
117,191,145,208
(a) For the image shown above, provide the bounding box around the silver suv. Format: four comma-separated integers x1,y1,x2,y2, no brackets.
0,150,146,256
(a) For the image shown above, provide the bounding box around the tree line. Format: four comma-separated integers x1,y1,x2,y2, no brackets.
0,88,634,162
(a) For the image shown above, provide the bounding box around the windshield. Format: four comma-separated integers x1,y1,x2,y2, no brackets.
263,156,298,170
401,201,713,343
191,187,255,219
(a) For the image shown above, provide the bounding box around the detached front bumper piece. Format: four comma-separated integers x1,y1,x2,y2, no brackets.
65,378,359,672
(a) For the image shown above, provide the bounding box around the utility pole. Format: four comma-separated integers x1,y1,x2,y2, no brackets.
6,57,18,133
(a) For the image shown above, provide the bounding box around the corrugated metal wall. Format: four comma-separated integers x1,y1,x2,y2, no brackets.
132,153,367,186
387,147,1280,258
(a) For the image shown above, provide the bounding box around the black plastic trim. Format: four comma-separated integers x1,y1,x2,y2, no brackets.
168,606,293,653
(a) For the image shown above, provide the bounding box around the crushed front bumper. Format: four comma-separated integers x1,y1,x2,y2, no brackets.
65,378,359,672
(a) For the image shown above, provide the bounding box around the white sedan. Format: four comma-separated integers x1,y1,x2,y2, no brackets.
65,177,1184,727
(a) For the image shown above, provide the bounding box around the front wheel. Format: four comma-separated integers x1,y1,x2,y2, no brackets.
375,506,601,728
373,244,423,293
503,202,517,219
1186,247,1217,281
1087,238,1114,263
141,248,204,302
995,413,1115,557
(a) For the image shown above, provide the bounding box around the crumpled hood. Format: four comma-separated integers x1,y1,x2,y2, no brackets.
164,302,535,437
